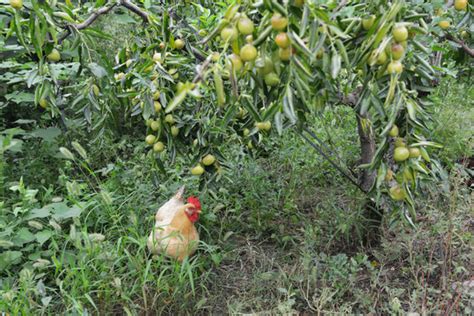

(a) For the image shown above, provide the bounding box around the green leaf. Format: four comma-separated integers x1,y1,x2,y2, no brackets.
330,53,341,79
50,202,83,220
36,230,53,245
88,63,107,78
0,251,22,271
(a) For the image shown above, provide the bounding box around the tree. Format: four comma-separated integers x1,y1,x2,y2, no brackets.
1,0,472,232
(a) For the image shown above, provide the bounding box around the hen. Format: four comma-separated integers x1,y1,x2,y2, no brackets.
147,186,202,261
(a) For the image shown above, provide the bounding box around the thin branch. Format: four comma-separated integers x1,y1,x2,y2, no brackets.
120,0,149,22
58,1,148,43
192,56,212,83
444,34,474,58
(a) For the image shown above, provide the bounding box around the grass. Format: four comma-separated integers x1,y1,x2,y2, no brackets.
1,79,473,314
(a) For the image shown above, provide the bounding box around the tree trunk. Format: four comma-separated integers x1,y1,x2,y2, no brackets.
355,113,382,246
356,113,376,193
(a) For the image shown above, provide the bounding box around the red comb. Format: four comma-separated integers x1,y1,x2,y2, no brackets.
187,196,201,210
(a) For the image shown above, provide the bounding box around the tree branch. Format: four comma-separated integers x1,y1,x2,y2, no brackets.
58,1,148,43
120,0,149,22
444,34,474,58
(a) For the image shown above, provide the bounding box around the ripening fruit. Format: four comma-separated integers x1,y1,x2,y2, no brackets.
39,98,48,109
115,72,125,81
221,27,238,42
150,120,160,131
165,114,175,124
263,121,272,131
154,101,162,112
387,60,403,74
394,147,410,162
146,119,153,127
228,54,243,71
394,137,406,148
159,42,165,49
191,164,205,176
238,16,254,35
171,126,179,137
153,52,163,63
391,43,405,60
174,39,185,50
10,0,22,9
439,20,450,29
279,47,291,61
376,50,388,65
275,32,290,48
243,128,250,137
153,91,160,100
47,49,61,62
153,142,165,153
202,154,216,166
454,0,468,11
92,84,100,97
271,13,288,31
362,15,376,30
240,44,257,62
389,184,406,201
385,169,394,181
145,135,156,145
392,25,408,42
389,125,399,137
409,147,421,158
258,57,274,75
168,68,179,79
264,72,280,86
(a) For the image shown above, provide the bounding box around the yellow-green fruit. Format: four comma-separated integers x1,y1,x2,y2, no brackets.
145,134,156,146
47,49,61,62
394,137,406,148
39,98,48,109
198,29,207,37
154,101,162,112
115,72,125,81
385,169,394,181
392,25,408,42
293,0,305,7
279,47,291,61
454,0,468,11
153,91,161,100
153,53,162,63
439,20,450,29
150,120,160,131
258,57,274,75
228,54,243,71
202,154,216,166
174,39,185,50
240,44,257,62
221,27,238,42
403,168,414,181
10,0,22,9
394,147,410,162
389,125,399,137
275,32,290,48
243,128,250,137
376,50,388,65
255,122,266,130
389,185,406,201
168,68,179,79
171,126,179,137
362,15,376,30
408,147,421,158
191,164,205,176
391,43,405,60
263,121,272,131
264,72,280,86
159,42,166,49
271,13,288,31
146,119,153,127
387,60,403,74
238,17,254,35
125,59,133,67
153,142,165,153
247,141,254,149
165,114,175,124
92,84,100,97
